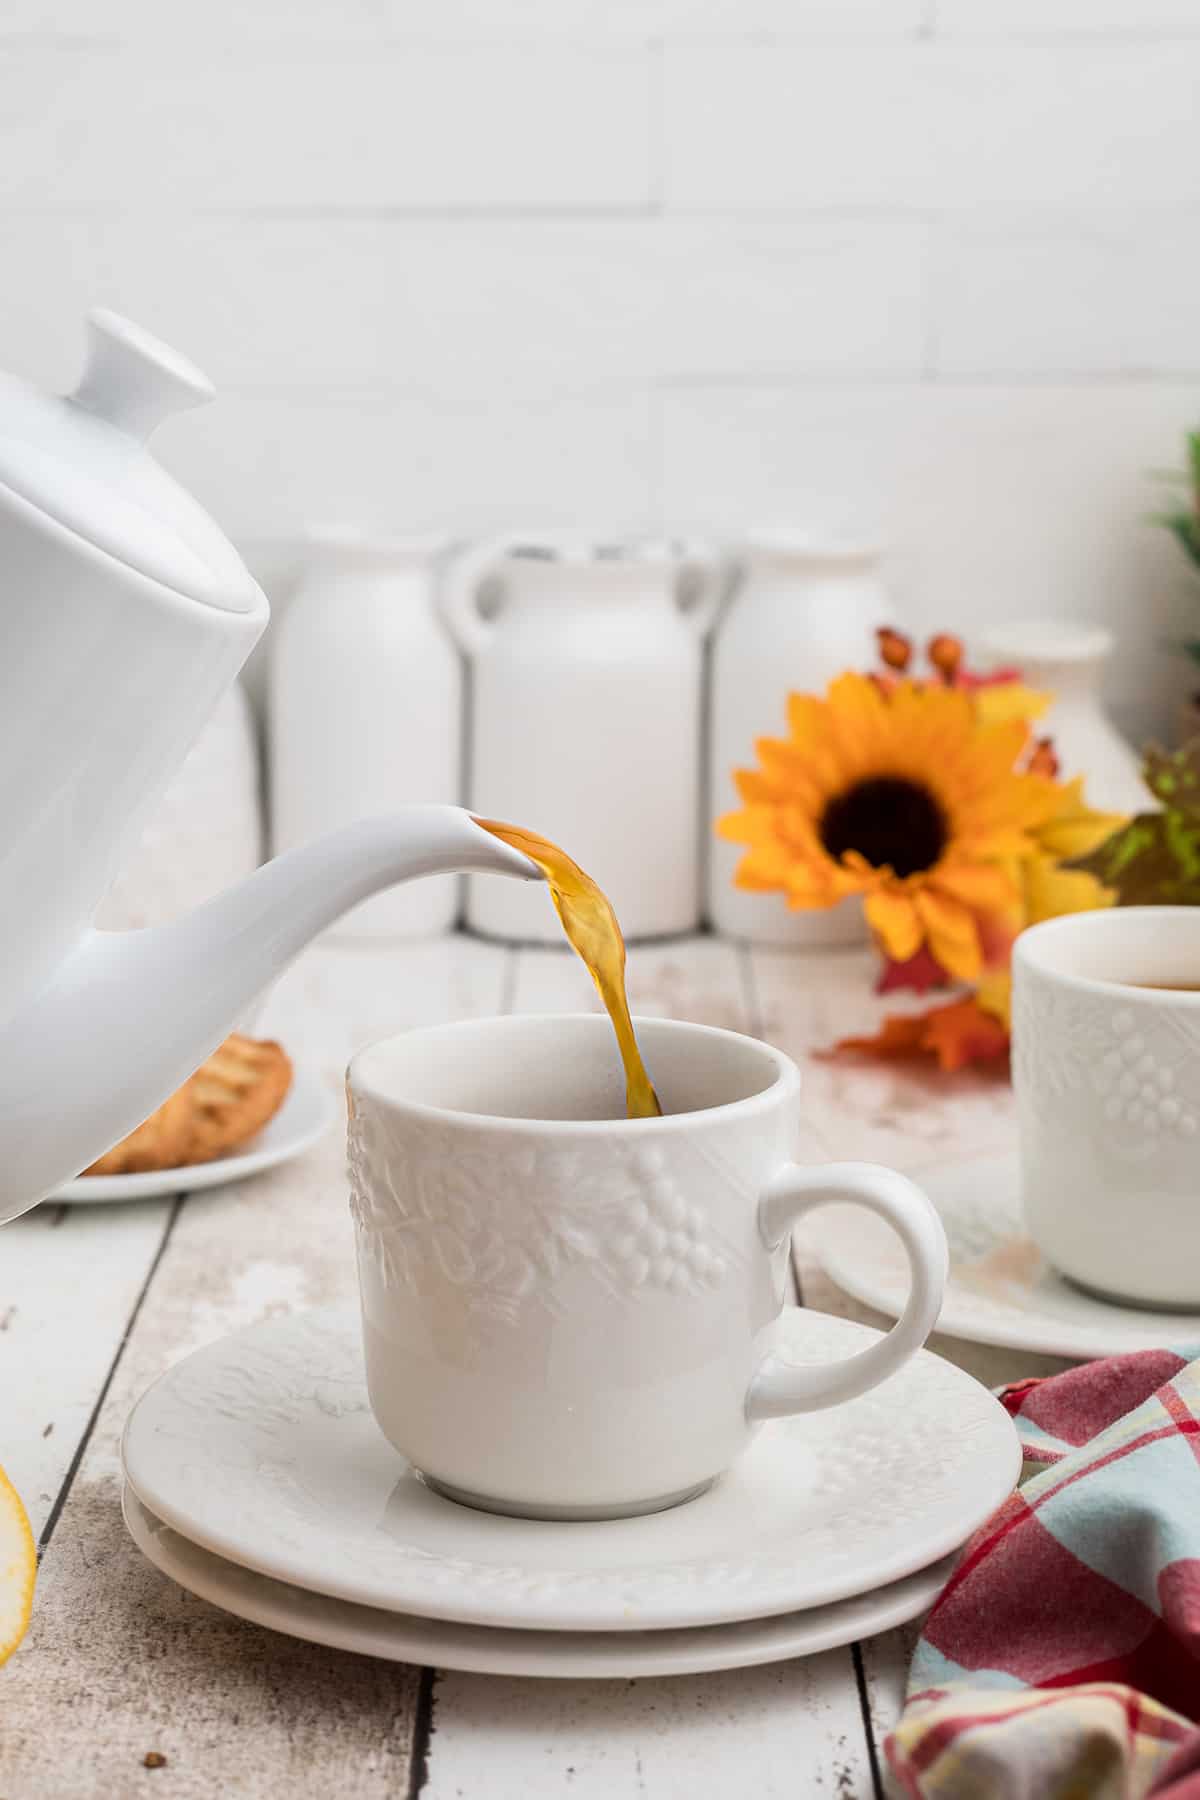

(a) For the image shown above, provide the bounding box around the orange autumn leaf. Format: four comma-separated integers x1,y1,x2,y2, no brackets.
831,993,1010,1074
921,995,1011,1071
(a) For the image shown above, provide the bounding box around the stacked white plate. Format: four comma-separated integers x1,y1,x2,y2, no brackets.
120,1307,1021,1679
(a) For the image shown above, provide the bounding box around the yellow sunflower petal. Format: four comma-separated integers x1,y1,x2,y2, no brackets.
732,844,796,890
972,683,1052,729
864,889,924,963
823,671,890,728
959,826,1043,861
1023,855,1115,926
932,860,1020,912
1033,776,1126,861
913,889,984,981
730,768,779,807
715,806,762,845
975,967,1013,1029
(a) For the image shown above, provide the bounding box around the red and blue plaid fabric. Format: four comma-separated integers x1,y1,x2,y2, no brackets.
886,1347,1200,1799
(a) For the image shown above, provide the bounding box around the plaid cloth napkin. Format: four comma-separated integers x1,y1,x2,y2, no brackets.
886,1347,1200,1799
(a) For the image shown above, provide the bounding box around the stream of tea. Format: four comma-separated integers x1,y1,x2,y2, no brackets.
475,819,662,1119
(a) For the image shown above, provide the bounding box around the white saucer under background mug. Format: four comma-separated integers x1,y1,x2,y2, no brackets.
347,1014,947,1520
801,1149,1200,1360
1013,907,1200,1308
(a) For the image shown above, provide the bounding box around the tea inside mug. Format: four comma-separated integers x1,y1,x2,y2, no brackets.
1015,908,1200,993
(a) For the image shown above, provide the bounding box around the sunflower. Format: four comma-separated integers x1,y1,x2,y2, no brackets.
717,672,1065,980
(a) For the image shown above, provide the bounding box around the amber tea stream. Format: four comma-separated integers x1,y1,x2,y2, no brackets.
475,819,662,1118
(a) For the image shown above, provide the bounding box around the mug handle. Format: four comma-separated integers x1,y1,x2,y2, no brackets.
438,534,519,657
676,548,739,639
746,1162,947,1421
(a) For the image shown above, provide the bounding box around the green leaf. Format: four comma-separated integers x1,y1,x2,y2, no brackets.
1068,737,1200,903
1188,430,1200,497
1143,742,1200,813
1164,516,1200,571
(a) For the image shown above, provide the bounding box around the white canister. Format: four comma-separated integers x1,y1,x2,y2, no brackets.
707,534,891,945
269,530,462,940
979,620,1146,817
442,535,725,943
97,681,261,930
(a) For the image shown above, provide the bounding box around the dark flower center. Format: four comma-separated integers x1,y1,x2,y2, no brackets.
819,776,947,878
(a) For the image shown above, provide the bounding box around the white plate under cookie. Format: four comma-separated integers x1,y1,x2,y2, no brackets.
121,1304,1019,1634
53,1067,335,1203
123,1484,951,1679
804,1149,1200,1360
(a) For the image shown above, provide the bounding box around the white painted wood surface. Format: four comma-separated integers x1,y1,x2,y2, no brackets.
0,933,1057,1798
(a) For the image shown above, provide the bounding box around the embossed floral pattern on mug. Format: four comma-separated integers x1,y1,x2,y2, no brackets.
1093,1009,1198,1138
1014,985,1200,1160
348,1093,737,1323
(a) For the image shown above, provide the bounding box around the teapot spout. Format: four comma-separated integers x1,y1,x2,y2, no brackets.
0,808,541,1222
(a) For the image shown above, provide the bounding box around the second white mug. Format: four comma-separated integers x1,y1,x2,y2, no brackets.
1013,906,1200,1308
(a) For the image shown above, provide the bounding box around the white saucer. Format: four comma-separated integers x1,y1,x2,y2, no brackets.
123,1485,951,1678
53,1068,336,1204
805,1149,1200,1360
121,1305,1019,1634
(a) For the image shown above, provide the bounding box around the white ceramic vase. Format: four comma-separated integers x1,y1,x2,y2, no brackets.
269,530,463,940
980,620,1146,817
442,535,725,943
707,534,891,945
97,682,262,931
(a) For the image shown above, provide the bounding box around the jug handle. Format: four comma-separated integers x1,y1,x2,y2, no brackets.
676,548,740,639
439,534,520,657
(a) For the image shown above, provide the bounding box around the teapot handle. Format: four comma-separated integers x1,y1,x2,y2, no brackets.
438,535,518,658
675,547,740,639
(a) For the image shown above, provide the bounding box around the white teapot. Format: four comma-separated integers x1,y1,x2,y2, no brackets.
0,311,539,1222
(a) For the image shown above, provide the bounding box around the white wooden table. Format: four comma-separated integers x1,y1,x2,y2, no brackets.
0,935,1072,1799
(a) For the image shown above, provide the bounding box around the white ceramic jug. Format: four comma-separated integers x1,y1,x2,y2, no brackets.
270,529,462,939
708,533,890,945
97,681,261,930
442,535,726,943
980,620,1146,816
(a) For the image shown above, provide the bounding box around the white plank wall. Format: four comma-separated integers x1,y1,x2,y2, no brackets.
0,3,1198,735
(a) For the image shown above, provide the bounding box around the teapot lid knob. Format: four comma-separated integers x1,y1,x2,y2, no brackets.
69,308,215,442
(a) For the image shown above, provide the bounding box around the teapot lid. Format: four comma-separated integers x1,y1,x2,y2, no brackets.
0,310,261,612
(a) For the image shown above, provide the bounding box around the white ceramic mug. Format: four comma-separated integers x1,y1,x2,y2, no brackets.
1013,907,1200,1308
347,1015,947,1520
